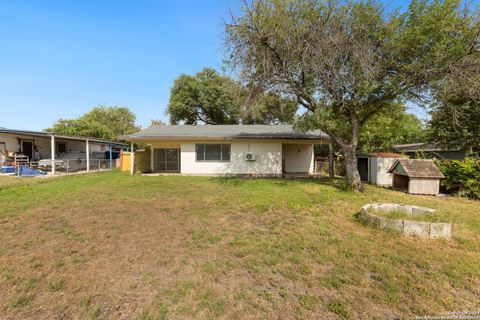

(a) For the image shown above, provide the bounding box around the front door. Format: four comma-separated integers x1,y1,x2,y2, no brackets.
21,140,34,161
153,148,180,172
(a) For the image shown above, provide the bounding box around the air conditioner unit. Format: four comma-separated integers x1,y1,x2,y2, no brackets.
245,152,257,161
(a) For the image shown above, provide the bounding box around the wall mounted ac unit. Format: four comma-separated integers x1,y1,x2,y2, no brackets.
245,152,257,161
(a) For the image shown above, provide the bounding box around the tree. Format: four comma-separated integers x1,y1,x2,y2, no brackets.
225,0,479,190
428,47,480,152
359,104,425,152
429,97,480,152
150,119,165,127
242,92,298,124
168,68,243,124
167,67,297,124
47,106,140,141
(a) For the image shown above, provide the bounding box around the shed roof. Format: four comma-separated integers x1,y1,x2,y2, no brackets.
119,125,330,141
387,159,444,178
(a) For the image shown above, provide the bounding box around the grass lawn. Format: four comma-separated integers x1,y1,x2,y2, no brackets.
372,209,448,223
0,171,479,319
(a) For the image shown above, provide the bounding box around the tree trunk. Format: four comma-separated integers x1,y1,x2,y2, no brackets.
343,146,363,191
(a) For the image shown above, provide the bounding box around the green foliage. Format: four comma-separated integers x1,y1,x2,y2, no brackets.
359,104,425,152
429,98,480,151
167,67,297,124
46,106,140,141
149,119,165,127
168,68,241,124
437,158,480,199
243,92,298,125
226,0,479,189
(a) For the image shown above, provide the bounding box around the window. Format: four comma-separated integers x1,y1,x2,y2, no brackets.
57,142,67,153
196,144,230,162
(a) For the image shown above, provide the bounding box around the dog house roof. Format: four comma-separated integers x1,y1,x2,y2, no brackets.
387,159,444,179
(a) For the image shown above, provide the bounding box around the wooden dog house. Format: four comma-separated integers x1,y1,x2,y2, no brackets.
388,159,444,195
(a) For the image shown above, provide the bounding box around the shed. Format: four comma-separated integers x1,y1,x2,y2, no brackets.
387,159,444,195
357,152,406,186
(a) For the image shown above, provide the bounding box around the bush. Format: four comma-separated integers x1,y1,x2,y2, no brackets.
436,158,480,199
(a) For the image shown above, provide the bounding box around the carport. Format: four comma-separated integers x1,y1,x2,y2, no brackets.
0,128,127,175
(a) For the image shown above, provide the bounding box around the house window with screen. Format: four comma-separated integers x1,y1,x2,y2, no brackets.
196,144,230,162
57,142,67,153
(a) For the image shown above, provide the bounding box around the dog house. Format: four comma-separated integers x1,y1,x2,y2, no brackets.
387,159,444,195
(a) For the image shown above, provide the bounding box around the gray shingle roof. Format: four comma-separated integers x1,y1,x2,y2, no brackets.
120,125,330,141
388,159,445,178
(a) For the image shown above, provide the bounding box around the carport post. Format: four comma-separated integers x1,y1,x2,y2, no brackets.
51,135,56,176
86,139,90,172
328,142,334,178
130,142,134,175
109,145,113,169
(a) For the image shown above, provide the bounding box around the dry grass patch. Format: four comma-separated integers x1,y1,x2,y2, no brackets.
0,171,479,319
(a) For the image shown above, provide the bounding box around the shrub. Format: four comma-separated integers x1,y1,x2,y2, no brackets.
436,158,480,199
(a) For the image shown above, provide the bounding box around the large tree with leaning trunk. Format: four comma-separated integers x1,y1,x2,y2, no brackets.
225,0,479,190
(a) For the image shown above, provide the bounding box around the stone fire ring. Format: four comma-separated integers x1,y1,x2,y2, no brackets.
359,203,451,239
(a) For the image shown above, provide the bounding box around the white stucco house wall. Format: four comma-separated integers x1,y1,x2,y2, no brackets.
120,125,330,177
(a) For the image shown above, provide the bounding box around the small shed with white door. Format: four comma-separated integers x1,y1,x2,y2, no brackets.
388,159,444,195
357,152,405,186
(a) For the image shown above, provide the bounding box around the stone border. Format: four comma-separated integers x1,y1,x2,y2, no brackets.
359,203,451,239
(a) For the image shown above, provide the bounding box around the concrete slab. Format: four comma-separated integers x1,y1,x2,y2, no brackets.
403,220,430,237
378,218,403,233
430,223,452,239
377,203,398,212
396,204,413,215
411,205,436,215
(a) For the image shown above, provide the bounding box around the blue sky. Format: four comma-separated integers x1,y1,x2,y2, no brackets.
0,0,242,130
0,0,475,130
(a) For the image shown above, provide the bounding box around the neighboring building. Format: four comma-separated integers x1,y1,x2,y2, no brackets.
357,152,406,186
120,125,330,177
388,159,444,195
0,128,126,174
393,143,467,160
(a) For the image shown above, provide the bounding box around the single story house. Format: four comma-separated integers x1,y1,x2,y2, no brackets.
388,159,444,195
0,128,127,174
357,152,406,186
393,143,467,160
120,125,330,177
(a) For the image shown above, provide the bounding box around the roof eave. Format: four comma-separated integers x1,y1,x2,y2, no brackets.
119,135,330,142
0,129,127,146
